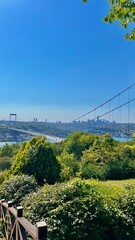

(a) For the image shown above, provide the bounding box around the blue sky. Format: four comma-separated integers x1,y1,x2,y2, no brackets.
0,0,135,122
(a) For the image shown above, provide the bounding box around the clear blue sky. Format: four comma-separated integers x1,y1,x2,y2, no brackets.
0,0,135,122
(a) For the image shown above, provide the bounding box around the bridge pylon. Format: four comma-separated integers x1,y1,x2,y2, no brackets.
10,113,17,122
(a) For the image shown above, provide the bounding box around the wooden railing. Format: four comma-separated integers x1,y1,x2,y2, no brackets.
0,199,47,240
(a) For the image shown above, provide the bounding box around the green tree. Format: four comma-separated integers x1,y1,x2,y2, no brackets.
81,133,118,165
80,134,119,180
0,143,20,158
0,157,12,171
105,144,135,180
58,152,79,181
51,141,64,156
0,144,13,158
83,0,135,40
6,137,60,185
81,135,135,180
63,132,99,160
0,143,20,173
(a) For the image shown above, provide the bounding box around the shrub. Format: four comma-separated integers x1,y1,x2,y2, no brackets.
0,175,38,205
22,179,135,240
6,137,60,185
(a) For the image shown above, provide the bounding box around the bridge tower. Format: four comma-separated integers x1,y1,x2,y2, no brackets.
10,113,17,122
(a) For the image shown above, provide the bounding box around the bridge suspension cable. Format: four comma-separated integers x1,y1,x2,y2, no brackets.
90,97,135,121
71,83,135,122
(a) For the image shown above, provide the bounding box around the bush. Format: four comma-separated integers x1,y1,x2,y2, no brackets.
22,179,135,240
0,175,38,205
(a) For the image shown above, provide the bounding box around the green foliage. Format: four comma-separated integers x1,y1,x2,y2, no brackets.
22,179,135,240
55,132,100,181
81,133,118,164
132,132,135,139
0,143,20,172
80,162,105,180
0,175,38,205
51,132,135,182
105,0,135,40
106,158,135,180
105,144,135,180
58,152,79,181
80,134,135,180
51,141,64,156
0,157,12,171
83,0,135,40
6,137,60,185
80,133,117,179
0,144,13,157
0,143,20,158
0,170,7,185
63,132,99,160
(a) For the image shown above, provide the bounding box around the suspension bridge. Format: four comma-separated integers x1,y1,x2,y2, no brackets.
3,83,135,141
72,84,135,123
70,83,135,138
9,127,64,143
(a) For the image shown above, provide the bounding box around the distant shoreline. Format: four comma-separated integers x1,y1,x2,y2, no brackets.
0,136,133,148
0,138,56,147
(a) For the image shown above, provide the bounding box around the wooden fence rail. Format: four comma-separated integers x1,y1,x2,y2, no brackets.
0,199,47,240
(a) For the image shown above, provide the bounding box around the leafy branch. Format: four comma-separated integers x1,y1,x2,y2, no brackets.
83,0,135,40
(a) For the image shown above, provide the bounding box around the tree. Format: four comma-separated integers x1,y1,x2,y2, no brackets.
58,152,79,181
83,0,135,40
0,143,20,158
63,132,99,160
80,134,135,180
6,137,60,185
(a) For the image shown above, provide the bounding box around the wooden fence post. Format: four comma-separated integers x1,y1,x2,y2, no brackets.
0,200,47,240
8,201,12,207
16,206,22,240
17,206,23,217
36,221,47,240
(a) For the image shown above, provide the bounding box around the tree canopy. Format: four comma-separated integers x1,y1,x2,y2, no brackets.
83,0,135,40
6,137,60,185
63,132,98,160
